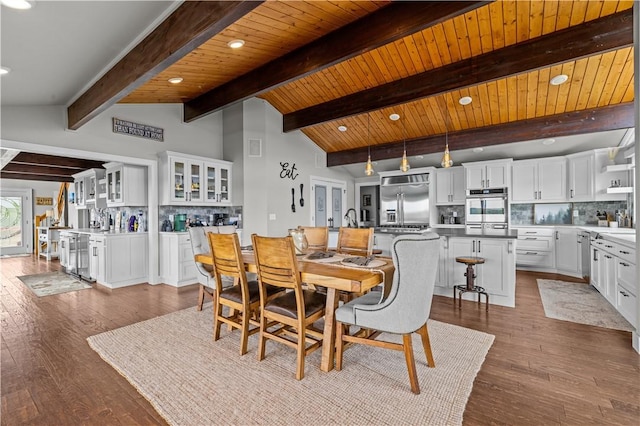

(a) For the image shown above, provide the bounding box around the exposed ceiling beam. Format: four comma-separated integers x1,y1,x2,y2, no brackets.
286,8,634,132
2,163,84,177
184,1,490,122
67,1,263,130
0,172,74,183
327,103,635,167
10,152,105,170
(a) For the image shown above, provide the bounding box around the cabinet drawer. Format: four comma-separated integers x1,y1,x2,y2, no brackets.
516,250,554,268
616,260,637,296
517,228,554,237
616,284,637,325
615,245,635,265
517,237,553,251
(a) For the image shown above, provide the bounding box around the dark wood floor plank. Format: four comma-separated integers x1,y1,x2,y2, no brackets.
1,258,638,425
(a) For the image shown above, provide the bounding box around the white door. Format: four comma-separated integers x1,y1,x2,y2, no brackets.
0,189,33,256
309,177,346,227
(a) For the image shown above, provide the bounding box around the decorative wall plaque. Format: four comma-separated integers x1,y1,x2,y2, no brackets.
112,117,164,141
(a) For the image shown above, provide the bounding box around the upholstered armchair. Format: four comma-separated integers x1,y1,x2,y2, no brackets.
334,232,440,394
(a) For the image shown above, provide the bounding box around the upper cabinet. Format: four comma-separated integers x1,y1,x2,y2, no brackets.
72,168,106,209
159,151,232,206
463,159,512,190
567,149,629,202
104,162,147,207
435,166,465,205
511,157,566,203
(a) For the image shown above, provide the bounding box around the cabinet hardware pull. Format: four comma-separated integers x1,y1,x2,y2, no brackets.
525,231,536,234
570,189,574,198
605,245,613,248
620,291,629,297
93,247,97,256
487,179,490,187
620,262,630,267
526,251,538,255
472,241,476,252
605,255,612,259
524,237,537,240
620,250,630,254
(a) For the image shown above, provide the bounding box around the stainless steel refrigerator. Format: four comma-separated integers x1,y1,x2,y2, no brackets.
380,172,430,226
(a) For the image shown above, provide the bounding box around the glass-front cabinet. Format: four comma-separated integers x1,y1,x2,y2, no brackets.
160,151,232,206
107,167,123,204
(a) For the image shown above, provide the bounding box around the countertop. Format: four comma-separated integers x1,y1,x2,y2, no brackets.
60,228,148,236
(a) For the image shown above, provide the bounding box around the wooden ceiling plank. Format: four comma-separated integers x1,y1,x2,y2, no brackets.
283,8,633,132
11,152,104,170
67,1,263,130
184,1,491,122
587,51,617,109
608,48,634,104
327,103,635,166
2,163,82,176
597,48,630,107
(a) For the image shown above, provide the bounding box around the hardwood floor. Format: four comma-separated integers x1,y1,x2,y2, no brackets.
1,256,638,425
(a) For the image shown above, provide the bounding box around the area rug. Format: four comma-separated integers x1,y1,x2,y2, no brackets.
88,305,494,426
18,271,92,297
537,279,634,332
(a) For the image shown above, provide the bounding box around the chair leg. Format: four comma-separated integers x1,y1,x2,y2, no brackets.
257,315,267,361
197,285,205,311
296,325,305,380
239,306,250,356
335,320,345,371
212,295,222,342
402,334,420,395
417,323,435,368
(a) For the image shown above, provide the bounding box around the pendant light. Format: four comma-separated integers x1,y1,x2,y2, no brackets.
440,102,453,168
399,109,410,172
364,114,375,176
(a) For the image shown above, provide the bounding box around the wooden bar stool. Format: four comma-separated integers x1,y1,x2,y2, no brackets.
453,256,489,311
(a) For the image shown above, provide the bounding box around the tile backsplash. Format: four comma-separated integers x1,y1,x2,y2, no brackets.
510,201,629,226
159,205,243,229
435,205,465,225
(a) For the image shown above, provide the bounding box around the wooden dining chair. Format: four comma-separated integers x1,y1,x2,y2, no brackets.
208,232,283,355
251,234,326,380
336,227,374,256
334,233,440,394
298,226,328,252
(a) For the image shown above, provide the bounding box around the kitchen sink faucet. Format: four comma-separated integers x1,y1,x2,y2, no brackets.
344,208,358,228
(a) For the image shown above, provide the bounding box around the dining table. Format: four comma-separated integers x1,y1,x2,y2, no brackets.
194,250,395,372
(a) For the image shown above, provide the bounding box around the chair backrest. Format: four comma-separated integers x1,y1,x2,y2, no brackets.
298,226,328,252
251,234,302,293
208,232,248,286
354,233,440,334
189,226,218,256
336,227,374,256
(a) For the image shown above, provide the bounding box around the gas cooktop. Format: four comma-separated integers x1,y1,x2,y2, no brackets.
376,225,430,234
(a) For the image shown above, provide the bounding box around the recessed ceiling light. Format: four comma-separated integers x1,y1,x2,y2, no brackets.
542,138,556,145
168,77,183,84
459,96,472,105
1,0,33,10
473,147,483,153
550,74,568,86
338,125,347,132
389,113,400,121
0,66,10,75
227,39,245,49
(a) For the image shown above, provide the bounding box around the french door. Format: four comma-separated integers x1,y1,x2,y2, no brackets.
0,189,33,256
309,177,346,227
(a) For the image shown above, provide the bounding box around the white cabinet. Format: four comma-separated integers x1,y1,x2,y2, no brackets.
554,228,581,277
590,243,603,293
567,149,629,202
159,233,198,287
436,236,448,288
463,159,511,190
59,232,70,268
159,151,232,205
567,152,593,201
448,237,514,299
373,233,394,256
435,167,465,205
89,235,105,282
104,162,147,207
37,227,62,261
515,227,555,269
73,168,107,209
88,233,147,288
511,158,566,202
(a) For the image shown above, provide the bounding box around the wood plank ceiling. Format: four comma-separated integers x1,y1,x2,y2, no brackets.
62,0,634,172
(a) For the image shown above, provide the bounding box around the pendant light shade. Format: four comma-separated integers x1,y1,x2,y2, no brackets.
364,114,375,176
399,110,410,172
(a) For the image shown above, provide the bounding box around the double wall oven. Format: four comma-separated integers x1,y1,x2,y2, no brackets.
465,188,509,230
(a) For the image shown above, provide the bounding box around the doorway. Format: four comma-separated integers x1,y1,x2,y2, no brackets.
0,189,33,256
309,177,346,227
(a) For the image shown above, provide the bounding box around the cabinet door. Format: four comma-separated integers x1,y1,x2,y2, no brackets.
568,155,593,200
485,164,507,188
106,238,130,283
205,164,217,202
435,170,452,204
436,237,448,287
555,229,579,275
59,235,68,268
75,179,85,207
89,238,99,280
590,246,603,293
188,162,203,202
447,238,474,287
450,167,466,204
602,253,616,304
130,236,147,279
107,168,123,204
511,162,537,202
373,233,393,256
171,159,188,203
465,166,484,190
218,164,231,203
476,239,509,296
538,159,566,201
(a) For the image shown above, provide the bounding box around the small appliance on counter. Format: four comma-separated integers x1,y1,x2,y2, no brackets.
174,214,187,232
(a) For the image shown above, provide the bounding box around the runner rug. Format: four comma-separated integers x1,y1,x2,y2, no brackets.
18,271,91,297
88,305,494,425
537,279,634,332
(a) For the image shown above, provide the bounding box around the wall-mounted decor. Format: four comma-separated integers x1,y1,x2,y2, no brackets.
362,194,371,207
36,197,53,206
535,203,572,225
112,117,164,142
279,162,299,180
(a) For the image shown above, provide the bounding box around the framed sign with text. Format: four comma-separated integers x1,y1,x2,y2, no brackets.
112,117,164,142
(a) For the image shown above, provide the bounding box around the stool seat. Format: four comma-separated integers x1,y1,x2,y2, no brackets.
455,256,485,265
453,256,488,311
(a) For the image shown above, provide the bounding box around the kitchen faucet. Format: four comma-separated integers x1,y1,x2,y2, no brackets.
344,208,358,228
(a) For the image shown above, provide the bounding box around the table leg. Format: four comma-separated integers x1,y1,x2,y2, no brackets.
320,287,339,372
